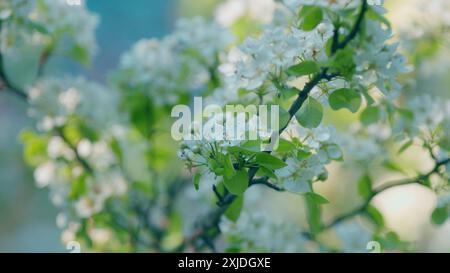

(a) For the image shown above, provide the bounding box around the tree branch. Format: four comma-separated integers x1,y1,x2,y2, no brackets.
312,157,450,235
55,127,95,174
184,0,370,252
0,55,29,100
335,0,368,52
250,177,285,192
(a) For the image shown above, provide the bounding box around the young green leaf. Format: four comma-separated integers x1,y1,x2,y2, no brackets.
358,174,373,199
397,140,414,155
223,170,249,196
287,61,319,77
383,160,407,175
367,7,391,29
366,205,385,228
255,152,287,170
223,154,236,179
305,192,330,204
225,196,244,222
276,139,297,153
331,48,355,79
304,192,323,234
300,6,323,31
431,206,449,225
193,172,201,191
360,106,380,125
296,97,323,128
67,44,91,67
259,166,278,179
278,107,292,129
280,87,299,100
329,88,362,113
228,140,261,155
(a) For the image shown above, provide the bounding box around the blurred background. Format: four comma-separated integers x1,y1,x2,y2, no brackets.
0,0,179,252
1,0,450,252
0,0,227,252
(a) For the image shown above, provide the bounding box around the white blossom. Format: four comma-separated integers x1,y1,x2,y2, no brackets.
215,0,276,27
220,211,308,252
1,0,98,56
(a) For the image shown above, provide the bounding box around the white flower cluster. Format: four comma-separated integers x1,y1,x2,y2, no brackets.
353,20,409,98
214,0,276,27
336,122,390,165
118,17,233,105
27,77,136,220
283,0,358,11
0,0,98,57
28,77,121,132
178,112,273,168
276,123,341,193
214,1,408,106
394,95,450,146
220,211,308,252
175,173,217,235
33,134,127,219
218,22,333,96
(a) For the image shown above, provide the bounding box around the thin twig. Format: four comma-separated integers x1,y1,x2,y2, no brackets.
307,157,450,236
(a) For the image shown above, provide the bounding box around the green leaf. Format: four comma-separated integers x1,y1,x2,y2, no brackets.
297,149,312,160
331,48,355,80
358,174,373,199
296,97,323,128
367,7,391,29
367,205,385,228
305,192,323,234
276,139,297,153
397,108,414,121
228,140,261,155
225,196,244,222
360,106,380,125
361,89,376,106
383,160,407,175
299,6,323,31
325,38,333,57
287,61,319,77
278,107,292,130
67,44,91,67
20,129,48,166
280,87,299,100
305,192,329,204
431,207,449,225
255,152,287,170
223,154,236,179
223,170,249,196
215,182,226,196
398,140,414,155
2,44,42,91
328,88,362,113
69,175,87,200
193,173,201,191
259,166,278,179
